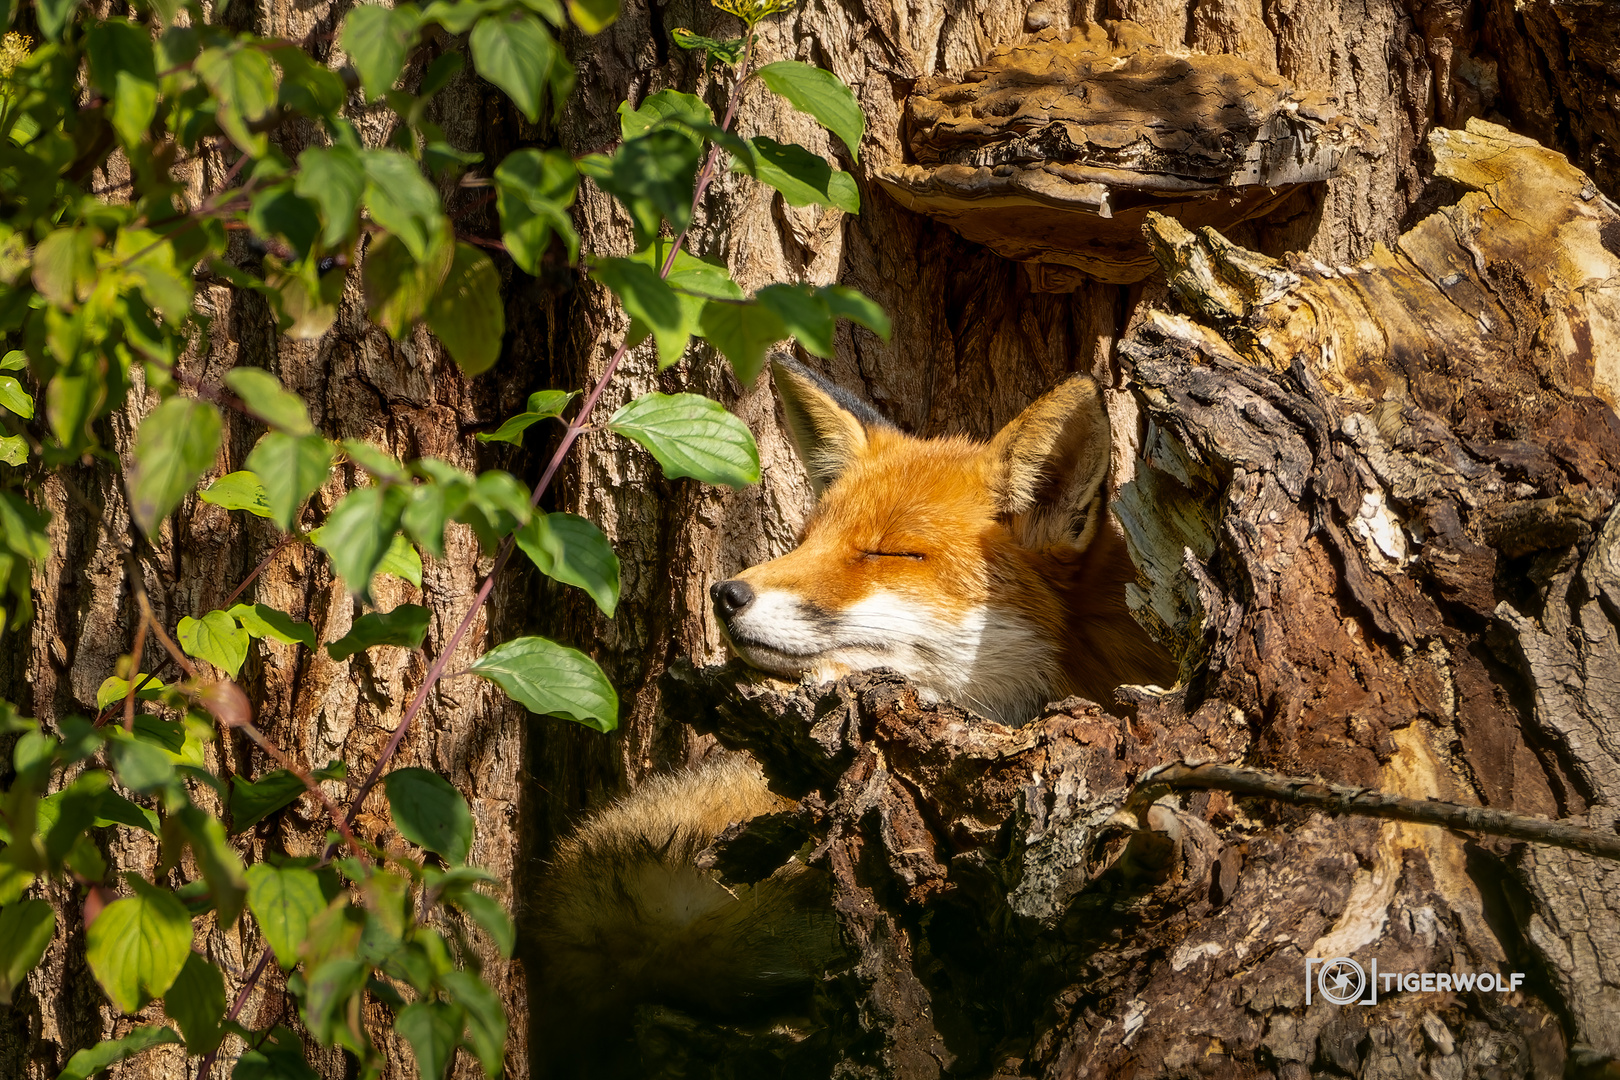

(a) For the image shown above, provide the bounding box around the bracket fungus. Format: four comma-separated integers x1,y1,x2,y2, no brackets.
876,22,1362,286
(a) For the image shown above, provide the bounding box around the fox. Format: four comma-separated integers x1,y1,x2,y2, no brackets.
532,357,1174,1075
711,356,1174,724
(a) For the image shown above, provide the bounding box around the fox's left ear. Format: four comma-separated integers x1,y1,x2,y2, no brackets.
988,376,1112,550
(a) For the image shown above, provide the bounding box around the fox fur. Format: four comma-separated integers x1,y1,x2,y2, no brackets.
534,359,1173,1069
715,356,1174,725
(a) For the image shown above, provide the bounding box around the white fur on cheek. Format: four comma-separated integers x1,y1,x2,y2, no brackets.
724,589,1057,725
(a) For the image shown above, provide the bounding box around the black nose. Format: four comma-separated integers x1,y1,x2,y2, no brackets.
710,579,755,620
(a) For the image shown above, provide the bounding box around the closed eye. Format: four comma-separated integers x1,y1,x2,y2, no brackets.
860,550,925,561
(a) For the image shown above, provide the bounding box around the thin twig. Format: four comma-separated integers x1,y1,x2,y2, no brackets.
223,537,297,608
121,614,148,734
197,948,275,1080
1138,762,1620,861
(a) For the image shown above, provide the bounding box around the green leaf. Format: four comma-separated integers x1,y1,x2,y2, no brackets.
740,136,860,212
86,20,159,149
375,534,423,587
470,12,558,124
57,1026,181,1080
302,957,368,1048
200,471,274,519
698,300,786,385
494,148,579,273
92,790,161,835
607,392,760,487
670,28,744,63
425,244,505,376
396,1001,460,1080
165,952,226,1054
31,228,95,309
36,0,86,40
442,970,506,1078
592,258,689,367
230,762,344,833
247,188,323,263
618,89,712,141
225,369,315,435
754,61,865,161
95,674,167,711
363,151,448,264
244,433,334,532
177,806,248,928
757,283,836,358
296,146,367,250
315,485,405,597
341,4,421,101
566,0,617,32
442,888,514,958
476,389,577,446
383,768,473,864
818,284,892,339
229,604,318,649
0,435,25,467
515,512,619,616
245,864,327,966
178,610,250,678
0,899,54,1000
326,604,430,662
363,229,455,339
456,470,532,551
468,636,617,731
232,1026,321,1080
578,128,702,249
85,878,193,1014
342,440,408,483
194,44,279,157
128,398,224,536
106,730,177,793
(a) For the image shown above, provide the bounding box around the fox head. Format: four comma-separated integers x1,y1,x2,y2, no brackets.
712,357,1160,725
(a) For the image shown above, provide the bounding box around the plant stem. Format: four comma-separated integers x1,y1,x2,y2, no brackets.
340,33,763,831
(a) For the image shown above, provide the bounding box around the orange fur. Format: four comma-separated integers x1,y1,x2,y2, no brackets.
717,359,1174,722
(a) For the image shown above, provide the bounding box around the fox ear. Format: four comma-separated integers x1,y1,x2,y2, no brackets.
988,376,1112,549
770,356,888,494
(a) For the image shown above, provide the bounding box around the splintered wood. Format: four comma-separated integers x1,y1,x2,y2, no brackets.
875,21,1361,286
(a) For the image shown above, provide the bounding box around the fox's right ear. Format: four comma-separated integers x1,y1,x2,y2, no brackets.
770,356,889,494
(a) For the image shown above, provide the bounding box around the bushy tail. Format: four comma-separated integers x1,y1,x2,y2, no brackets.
531,757,844,1072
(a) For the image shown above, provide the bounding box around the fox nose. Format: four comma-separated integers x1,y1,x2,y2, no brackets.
710,579,755,621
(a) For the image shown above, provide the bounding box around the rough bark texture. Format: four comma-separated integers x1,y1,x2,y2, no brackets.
647,116,1620,1079
4,0,1620,1073
0,4,545,1078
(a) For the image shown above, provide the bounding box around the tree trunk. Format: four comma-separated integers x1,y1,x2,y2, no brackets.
542,0,1620,1077
4,0,1618,1075
0,10,546,1079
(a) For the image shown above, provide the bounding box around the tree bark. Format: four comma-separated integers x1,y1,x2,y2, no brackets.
5,0,1619,1075
654,116,1620,1077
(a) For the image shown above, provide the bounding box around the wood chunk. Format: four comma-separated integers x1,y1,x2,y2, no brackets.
875,22,1362,285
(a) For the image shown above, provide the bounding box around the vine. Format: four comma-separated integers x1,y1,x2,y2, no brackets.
0,0,886,1073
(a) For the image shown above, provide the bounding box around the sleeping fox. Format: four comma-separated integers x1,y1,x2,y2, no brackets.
533,358,1174,1072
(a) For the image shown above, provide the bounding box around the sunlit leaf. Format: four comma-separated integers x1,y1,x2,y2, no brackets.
468,635,617,731
755,61,865,161
326,604,430,661
85,878,192,1014
607,392,760,488
515,512,619,616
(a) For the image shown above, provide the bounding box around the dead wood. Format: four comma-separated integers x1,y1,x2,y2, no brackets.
649,120,1620,1080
